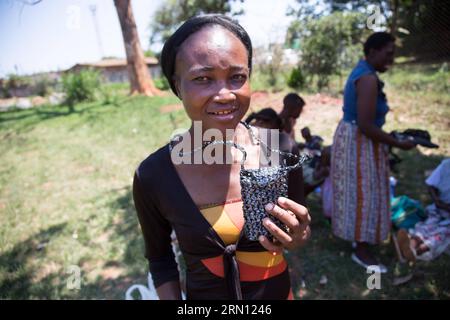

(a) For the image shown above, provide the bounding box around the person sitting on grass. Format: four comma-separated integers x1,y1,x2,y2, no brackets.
396,158,450,262
303,145,331,197
279,93,305,140
245,107,282,130
245,107,305,204
298,127,324,151
297,126,328,197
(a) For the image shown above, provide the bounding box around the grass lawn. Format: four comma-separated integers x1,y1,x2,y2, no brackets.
0,63,449,299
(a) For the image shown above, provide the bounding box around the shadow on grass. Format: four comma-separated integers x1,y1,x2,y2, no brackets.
108,186,145,273
73,186,148,299
0,96,134,135
0,223,68,299
0,187,148,299
0,185,154,299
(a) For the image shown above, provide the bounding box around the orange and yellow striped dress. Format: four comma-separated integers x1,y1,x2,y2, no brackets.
198,198,294,300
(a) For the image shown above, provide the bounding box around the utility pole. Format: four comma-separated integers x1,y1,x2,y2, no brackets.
89,4,104,59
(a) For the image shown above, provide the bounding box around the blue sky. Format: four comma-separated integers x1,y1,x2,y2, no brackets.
0,0,298,77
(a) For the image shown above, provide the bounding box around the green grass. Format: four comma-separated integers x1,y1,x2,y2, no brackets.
0,62,449,299
0,93,186,299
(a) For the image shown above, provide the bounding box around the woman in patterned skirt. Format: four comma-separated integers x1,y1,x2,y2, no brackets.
331,32,416,272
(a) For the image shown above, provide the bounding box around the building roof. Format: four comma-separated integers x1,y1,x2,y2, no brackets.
69,57,158,69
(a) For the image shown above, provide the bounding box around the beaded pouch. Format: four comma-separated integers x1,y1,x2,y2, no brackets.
169,122,308,242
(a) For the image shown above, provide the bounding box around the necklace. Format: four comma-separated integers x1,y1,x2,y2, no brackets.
168,121,302,164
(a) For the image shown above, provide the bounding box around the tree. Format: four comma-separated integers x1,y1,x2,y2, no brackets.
114,0,161,96
150,0,244,45
286,11,368,90
321,0,450,61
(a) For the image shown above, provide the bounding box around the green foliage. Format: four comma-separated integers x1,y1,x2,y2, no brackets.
293,0,450,61
150,0,244,44
287,66,306,90
250,69,289,93
62,70,101,107
287,11,368,90
256,44,286,89
1,74,30,98
144,49,156,58
154,77,170,91
5,74,30,88
34,75,53,97
383,62,450,93
388,0,450,61
99,86,119,106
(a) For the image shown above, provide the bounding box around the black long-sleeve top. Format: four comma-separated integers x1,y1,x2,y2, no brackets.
133,131,303,300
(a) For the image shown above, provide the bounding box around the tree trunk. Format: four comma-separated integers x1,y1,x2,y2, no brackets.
390,0,399,36
114,0,160,96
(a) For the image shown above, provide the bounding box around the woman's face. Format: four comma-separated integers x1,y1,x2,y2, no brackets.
370,41,395,73
174,25,251,133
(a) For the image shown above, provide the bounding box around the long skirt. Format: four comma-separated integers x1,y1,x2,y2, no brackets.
331,120,391,244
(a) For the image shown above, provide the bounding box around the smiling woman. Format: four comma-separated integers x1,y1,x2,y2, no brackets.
172,25,250,132
330,32,416,273
161,14,253,134
132,14,310,300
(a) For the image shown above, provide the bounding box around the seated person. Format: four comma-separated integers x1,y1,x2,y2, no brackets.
298,127,324,151
279,93,305,140
245,107,297,153
245,108,282,130
303,145,331,196
396,158,450,262
245,107,305,205
297,126,328,197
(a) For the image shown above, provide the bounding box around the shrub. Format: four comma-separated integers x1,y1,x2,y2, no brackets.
62,70,100,107
287,12,368,90
287,66,306,90
34,76,53,97
100,86,120,106
154,77,170,91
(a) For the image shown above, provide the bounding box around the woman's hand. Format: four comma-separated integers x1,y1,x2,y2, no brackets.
396,139,416,150
259,197,311,254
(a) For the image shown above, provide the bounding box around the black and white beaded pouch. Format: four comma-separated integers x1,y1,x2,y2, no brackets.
238,122,308,241
202,123,308,241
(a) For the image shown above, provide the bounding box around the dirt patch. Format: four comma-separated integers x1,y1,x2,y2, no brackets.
99,266,125,280
33,261,60,283
158,91,343,144
249,92,343,144
249,90,285,112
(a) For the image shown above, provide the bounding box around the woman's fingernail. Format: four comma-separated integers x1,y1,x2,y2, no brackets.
265,203,274,211
278,197,287,204
258,236,265,242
